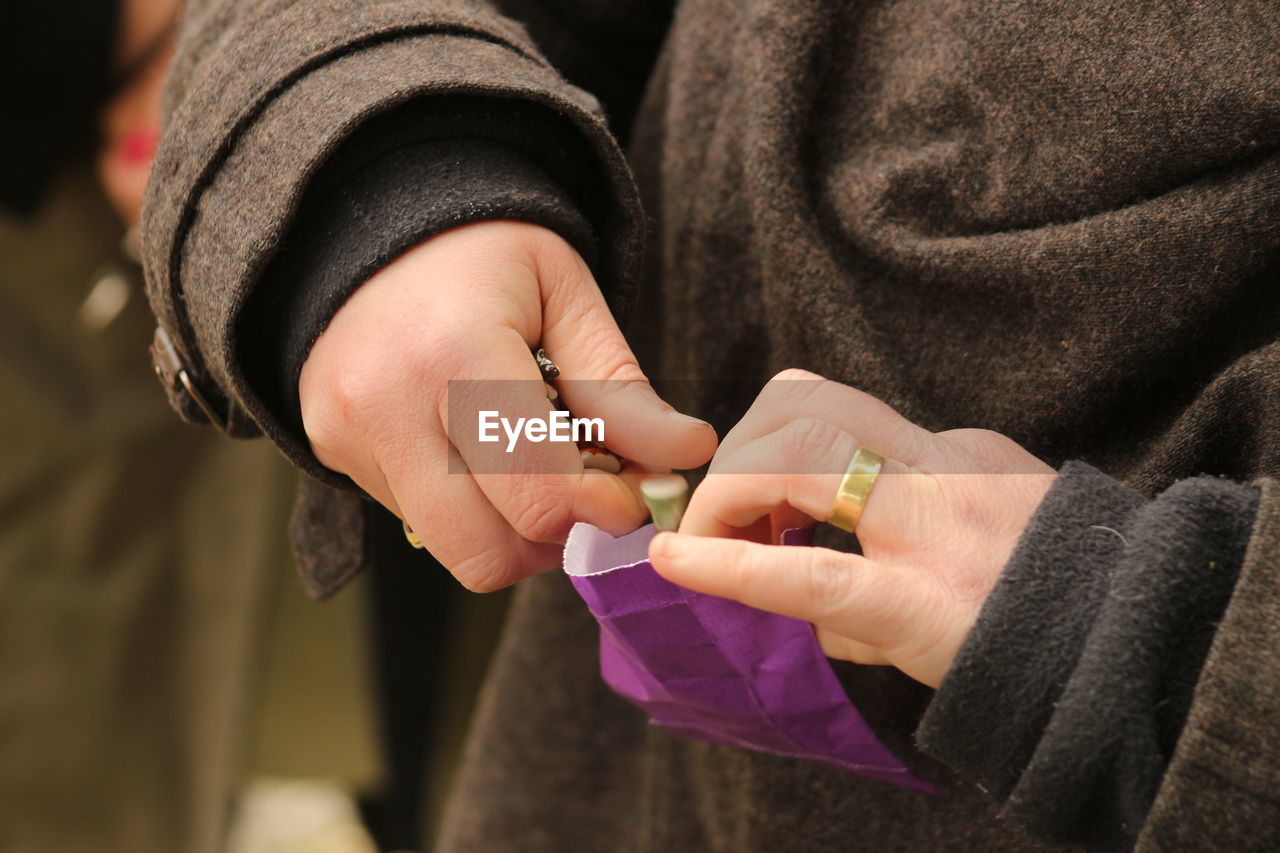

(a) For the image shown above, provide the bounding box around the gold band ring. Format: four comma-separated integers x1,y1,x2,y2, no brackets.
403,520,425,549
827,446,884,533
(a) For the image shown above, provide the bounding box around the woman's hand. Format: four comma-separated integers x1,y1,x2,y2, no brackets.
648,369,1055,687
299,221,717,592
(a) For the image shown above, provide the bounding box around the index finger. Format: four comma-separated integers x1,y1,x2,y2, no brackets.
679,417,916,542
713,369,934,474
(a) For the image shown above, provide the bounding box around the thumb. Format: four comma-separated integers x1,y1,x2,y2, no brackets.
538,255,717,470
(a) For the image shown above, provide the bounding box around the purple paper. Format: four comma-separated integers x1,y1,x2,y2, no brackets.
564,523,934,792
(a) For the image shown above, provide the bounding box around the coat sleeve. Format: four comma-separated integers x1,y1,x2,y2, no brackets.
1136,479,1280,851
916,465,1280,850
140,0,663,437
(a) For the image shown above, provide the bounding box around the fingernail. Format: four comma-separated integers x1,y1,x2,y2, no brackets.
580,446,622,474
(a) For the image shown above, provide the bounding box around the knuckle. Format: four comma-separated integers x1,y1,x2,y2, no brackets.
804,550,856,618
302,365,384,465
522,220,575,263
530,237,591,307
451,545,521,593
759,369,825,412
597,356,648,386
529,226,591,287
938,427,1015,459
569,325,644,384
316,355,399,428
505,479,574,543
305,426,352,473
778,417,846,472
301,403,351,468
305,350,454,472
770,367,821,384
326,371,377,424
552,309,645,384
728,543,772,597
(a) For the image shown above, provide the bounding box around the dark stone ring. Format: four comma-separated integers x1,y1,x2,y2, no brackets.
534,347,560,381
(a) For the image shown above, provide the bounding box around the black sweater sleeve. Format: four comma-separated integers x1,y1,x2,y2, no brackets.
916,462,1261,850
236,97,596,468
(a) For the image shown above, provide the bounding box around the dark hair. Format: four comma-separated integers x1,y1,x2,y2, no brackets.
0,1,122,217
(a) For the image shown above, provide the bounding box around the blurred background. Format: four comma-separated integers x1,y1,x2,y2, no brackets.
0,2,507,851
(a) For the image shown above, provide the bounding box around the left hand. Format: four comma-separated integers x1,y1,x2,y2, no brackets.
648,369,1056,688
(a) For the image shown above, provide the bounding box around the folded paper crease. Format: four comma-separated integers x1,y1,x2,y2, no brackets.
563,522,934,792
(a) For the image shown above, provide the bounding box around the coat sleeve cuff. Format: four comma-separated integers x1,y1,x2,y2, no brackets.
916,461,1259,848
141,12,643,453
1136,477,1280,851
237,127,595,478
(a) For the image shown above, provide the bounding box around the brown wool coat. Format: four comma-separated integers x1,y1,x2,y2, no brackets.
142,0,1280,849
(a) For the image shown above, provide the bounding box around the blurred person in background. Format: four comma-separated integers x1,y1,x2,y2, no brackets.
0,2,502,850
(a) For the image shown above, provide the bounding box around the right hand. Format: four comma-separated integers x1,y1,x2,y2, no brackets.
299,220,717,591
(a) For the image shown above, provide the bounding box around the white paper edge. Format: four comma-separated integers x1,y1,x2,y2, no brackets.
563,522,658,577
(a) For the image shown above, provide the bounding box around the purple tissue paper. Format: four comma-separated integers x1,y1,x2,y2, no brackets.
564,522,934,792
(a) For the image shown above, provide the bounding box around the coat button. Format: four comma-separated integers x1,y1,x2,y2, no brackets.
149,326,224,429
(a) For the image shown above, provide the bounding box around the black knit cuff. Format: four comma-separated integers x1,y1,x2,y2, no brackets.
917,462,1259,848
237,128,595,468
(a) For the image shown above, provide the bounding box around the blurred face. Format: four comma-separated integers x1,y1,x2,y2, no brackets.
95,0,180,225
